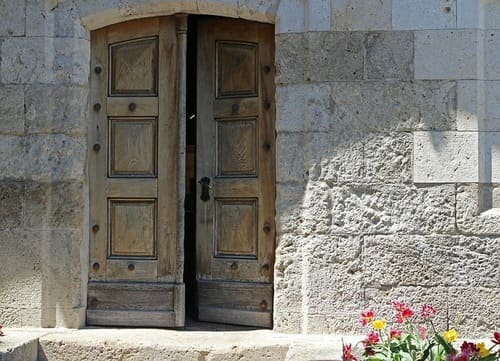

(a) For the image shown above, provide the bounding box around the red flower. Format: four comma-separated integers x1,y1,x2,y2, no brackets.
342,343,358,361
460,342,478,357
361,310,375,326
392,301,414,324
493,331,500,346
365,331,380,345
390,329,402,339
419,325,426,340
420,304,436,320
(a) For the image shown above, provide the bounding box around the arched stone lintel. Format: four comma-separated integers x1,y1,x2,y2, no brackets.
80,0,277,31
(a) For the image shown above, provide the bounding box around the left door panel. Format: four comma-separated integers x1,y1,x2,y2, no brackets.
88,17,184,327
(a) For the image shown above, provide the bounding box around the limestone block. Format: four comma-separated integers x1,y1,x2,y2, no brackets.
25,134,86,181
26,0,88,39
456,80,483,131
485,31,500,80
24,181,86,229
276,0,305,33
0,136,26,179
393,0,456,30
415,30,482,80
0,0,26,36
275,33,306,84
276,83,330,132
1,37,90,85
196,0,238,18
448,287,500,336
306,32,364,82
365,32,414,80
484,81,500,130
456,184,500,235
329,184,456,235
479,132,500,183
363,235,499,288
363,132,412,184
301,182,332,235
237,0,278,23
483,2,500,30
330,81,457,133
307,0,330,31
25,85,88,135
0,182,23,229
275,183,306,234
457,0,480,29
413,131,478,183
0,85,25,135
276,133,306,183
0,307,42,328
331,0,391,31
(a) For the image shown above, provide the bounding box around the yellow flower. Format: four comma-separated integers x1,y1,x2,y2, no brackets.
477,342,490,357
372,319,387,330
443,329,458,343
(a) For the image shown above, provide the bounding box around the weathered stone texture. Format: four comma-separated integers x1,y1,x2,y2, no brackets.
329,184,455,235
363,235,499,287
330,81,457,133
275,0,305,33
24,181,86,229
0,182,24,229
306,32,364,82
0,86,25,135
331,0,391,31
0,136,25,179
485,31,500,80
415,30,482,80
413,131,478,183
393,0,456,30
307,0,330,31
1,37,90,84
0,0,26,36
456,184,500,235
25,85,88,135
365,32,414,80
25,135,86,181
275,33,306,85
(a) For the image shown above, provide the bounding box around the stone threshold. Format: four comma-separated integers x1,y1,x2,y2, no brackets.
0,327,363,361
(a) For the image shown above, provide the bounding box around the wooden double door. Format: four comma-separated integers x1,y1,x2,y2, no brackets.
88,16,275,328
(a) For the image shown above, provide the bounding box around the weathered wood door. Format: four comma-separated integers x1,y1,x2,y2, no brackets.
196,18,275,327
88,17,184,327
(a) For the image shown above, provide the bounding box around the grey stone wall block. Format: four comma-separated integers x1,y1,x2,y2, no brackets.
276,183,306,234
329,184,456,235
276,132,306,183
393,0,456,30
0,307,42,327
0,0,26,36
456,80,483,131
365,32,414,80
1,37,90,85
0,182,24,230
276,0,305,33
330,81,457,133
456,184,500,235
275,33,306,84
237,0,278,23
485,31,500,80
25,85,88,135
25,134,86,181
479,132,500,183
26,0,88,39
0,135,26,179
307,0,330,31
0,85,25,135
363,132,412,184
483,81,500,130
413,131,478,183
363,235,499,288
196,0,238,18
331,0,391,31
24,181,85,229
457,0,480,29
300,182,332,235
306,32,364,82
415,30,482,80
276,83,331,132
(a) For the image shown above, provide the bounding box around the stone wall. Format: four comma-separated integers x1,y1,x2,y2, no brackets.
0,0,498,337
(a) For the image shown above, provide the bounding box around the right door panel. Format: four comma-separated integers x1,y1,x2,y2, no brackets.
196,18,275,328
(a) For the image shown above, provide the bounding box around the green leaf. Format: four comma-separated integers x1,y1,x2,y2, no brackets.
417,343,432,361
479,354,498,361
434,334,454,354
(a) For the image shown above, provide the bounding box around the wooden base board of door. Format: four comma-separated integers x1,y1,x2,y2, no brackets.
86,282,185,327
197,280,273,328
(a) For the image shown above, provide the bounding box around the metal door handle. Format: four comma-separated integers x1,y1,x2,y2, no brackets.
199,177,211,202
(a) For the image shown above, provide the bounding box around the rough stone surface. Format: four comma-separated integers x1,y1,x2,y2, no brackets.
393,0,456,30
0,136,25,179
275,33,306,84
330,81,457,133
485,30,500,80
0,86,25,135
415,30,482,80
24,86,88,135
0,0,26,36
307,0,330,31
331,0,391,31
365,32,414,80
414,131,478,183
306,32,364,82
275,0,305,33
456,184,500,235
0,182,24,230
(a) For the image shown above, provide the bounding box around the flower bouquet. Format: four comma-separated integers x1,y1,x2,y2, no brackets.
343,301,499,361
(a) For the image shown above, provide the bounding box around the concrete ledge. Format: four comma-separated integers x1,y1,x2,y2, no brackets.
0,329,50,361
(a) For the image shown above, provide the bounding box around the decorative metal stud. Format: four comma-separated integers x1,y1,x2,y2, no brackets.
128,102,136,111
264,101,271,110
263,223,271,234
264,65,271,73
92,224,100,233
231,103,239,113
261,263,270,271
93,103,101,112
230,262,238,270
264,143,271,151
92,262,100,271
94,65,102,74
93,143,101,152
128,264,135,271
259,300,268,310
